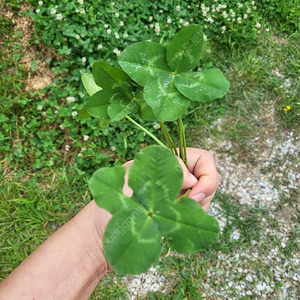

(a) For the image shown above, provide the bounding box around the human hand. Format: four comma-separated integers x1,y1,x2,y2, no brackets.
122,147,219,212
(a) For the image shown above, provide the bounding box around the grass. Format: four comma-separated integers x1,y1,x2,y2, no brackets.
1,1,300,299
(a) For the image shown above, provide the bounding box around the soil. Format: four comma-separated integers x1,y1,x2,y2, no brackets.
2,3,59,91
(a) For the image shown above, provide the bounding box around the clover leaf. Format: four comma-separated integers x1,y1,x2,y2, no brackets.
89,145,219,274
118,24,230,121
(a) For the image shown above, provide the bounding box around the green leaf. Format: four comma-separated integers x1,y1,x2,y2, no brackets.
153,197,219,253
138,100,156,120
118,41,172,86
90,145,220,274
89,166,140,214
108,97,139,121
144,72,190,121
92,61,132,91
175,69,230,102
128,146,182,209
78,107,91,118
104,209,161,274
85,89,125,119
99,119,110,128
166,25,204,73
81,73,102,96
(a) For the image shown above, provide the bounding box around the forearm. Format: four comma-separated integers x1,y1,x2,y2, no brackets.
0,200,111,300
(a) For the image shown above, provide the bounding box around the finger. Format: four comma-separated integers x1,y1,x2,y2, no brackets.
186,148,219,205
122,160,133,197
176,156,198,191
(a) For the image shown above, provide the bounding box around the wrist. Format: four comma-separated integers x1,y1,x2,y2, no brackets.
72,200,112,277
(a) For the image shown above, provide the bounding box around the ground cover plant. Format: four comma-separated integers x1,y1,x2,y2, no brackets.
1,0,300,299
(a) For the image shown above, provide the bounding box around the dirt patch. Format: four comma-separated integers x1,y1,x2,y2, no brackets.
2,3,60,91
272,33,288,45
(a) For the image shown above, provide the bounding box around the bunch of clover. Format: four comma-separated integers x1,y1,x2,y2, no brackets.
81,24,229,274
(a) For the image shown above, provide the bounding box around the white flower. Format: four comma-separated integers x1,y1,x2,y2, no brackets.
265,28,270,32
83,135,89,141
251,1,255,5
113,48,121,56
65,145,70,151
123,32,128,38
97,44,103,50
72,111,78,117
104,24,109,28
78,0,84,4
54,110,59,114
120,21,124,26
237,3,243,8
20,116,25,121
153,123,160,130
203,34,207,41
244,14,248,19
221,26,226,33
78,152,83,157
50,8,56,14
237,17,242,24
66,96,75,103
176,6,180,11
255,23,261,29
167,17,172,24
111,146,116,151
222,11,228,18
183,21,189,26
115,12,119,17
246,8,251,13
37,105,43,111
75,34,80,40
75,9,79,13
205,17,214,24
253,6,257,10
59,124,64,130
56,13,63,20
38,1,43,5
107,29,111,34
179,18,184,24
80,8,85,14
111,2,115,5
42,112,47,117
36,9,40,13
115,32,119,39
149,16,153,21
81,57,86,63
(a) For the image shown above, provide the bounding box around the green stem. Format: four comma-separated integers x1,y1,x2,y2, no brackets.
178,117,187,166
125,116,167,148
158,121,178,156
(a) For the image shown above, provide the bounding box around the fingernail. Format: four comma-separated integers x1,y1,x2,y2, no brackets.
190,173,198,184
191,193,205,203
